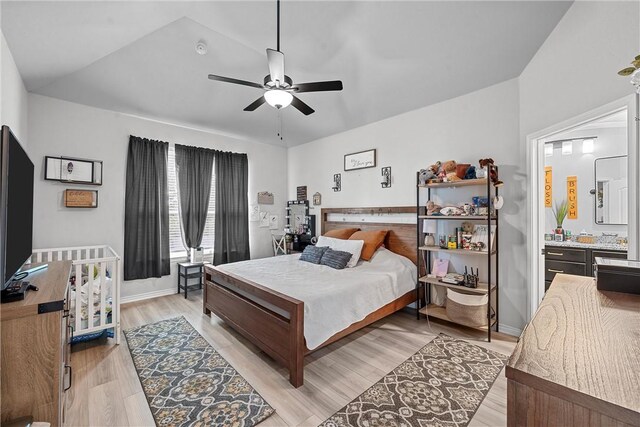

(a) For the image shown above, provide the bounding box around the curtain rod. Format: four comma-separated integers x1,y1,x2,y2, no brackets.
544,136,598,144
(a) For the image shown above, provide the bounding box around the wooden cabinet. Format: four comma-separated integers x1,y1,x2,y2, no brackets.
544,245,626,291
1,261,72,426
507,274,640,426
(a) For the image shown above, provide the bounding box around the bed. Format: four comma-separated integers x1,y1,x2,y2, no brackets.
203,206,420,387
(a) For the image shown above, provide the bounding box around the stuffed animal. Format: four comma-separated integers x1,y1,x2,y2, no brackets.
464,165,476,180
442,160,460,181
456,163,470,179
478,158,503,187
418,161,441,185
426,200,442,216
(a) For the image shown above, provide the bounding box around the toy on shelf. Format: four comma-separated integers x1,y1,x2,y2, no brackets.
479,158,503,187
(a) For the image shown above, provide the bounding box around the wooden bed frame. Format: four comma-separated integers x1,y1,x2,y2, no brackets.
203,206,419,387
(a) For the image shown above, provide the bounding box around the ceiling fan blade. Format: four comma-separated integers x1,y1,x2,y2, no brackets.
266,48,285,85
291,95,315,115
293,80,343,93
243,96,266,111
208,74,264,89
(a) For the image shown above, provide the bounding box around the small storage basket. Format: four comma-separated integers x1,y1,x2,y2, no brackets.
446,288,488,328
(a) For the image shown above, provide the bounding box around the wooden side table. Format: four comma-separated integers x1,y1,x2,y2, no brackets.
177,262,205,299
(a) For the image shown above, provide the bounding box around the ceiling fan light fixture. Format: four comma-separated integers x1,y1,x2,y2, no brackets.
264,89,293,109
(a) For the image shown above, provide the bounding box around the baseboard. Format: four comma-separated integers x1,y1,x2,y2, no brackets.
498,323,522,337
121,288,176,304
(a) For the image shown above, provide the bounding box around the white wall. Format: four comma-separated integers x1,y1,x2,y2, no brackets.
519,1,640,138
1,31,29,146
289,79,526,334
28,94,288,300
543,126,628,235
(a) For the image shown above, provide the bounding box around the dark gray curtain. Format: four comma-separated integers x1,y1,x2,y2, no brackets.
214,151,250,264
124,136,170,280
175,144,215,250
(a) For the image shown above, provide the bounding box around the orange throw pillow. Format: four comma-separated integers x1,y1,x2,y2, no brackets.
323,228,360,240
349,230,388,261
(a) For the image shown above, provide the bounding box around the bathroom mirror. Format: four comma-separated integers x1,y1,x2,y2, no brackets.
594,155,627,225
286,200,310,234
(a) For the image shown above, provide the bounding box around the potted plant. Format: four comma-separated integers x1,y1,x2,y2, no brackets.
552,199,569,240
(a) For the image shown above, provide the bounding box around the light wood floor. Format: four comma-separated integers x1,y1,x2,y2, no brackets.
66,290,517,426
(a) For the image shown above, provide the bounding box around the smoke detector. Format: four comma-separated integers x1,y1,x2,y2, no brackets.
195,40,208,55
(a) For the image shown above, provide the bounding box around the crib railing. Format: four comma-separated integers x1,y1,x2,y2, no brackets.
30,245,121,344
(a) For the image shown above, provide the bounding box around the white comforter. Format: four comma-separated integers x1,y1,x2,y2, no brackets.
216,248,417,349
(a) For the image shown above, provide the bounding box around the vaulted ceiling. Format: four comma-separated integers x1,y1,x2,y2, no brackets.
1,1,572,146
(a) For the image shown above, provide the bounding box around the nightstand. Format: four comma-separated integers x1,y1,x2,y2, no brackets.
177,262,206,299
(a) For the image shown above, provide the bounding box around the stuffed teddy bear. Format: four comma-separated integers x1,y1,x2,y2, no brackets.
442,160,460,181
418,161,441,185
479,158,503,187
426,200,442,216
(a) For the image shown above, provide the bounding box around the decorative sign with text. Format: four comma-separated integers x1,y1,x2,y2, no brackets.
344,149,377,171
567,176,578,219
544,167,552,208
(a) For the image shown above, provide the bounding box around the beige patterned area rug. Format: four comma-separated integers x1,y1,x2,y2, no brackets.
320,334,507,427
124,316,274,427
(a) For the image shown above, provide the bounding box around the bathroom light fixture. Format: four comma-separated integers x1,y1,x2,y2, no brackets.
264,89,293,109
582,138,594,154
562,141,573,155
544,144,553,157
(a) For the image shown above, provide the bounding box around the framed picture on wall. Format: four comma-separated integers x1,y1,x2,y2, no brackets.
344,149,376,171
45,156,103,185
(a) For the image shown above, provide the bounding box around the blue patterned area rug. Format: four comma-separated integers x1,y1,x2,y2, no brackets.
319,334,507,427
124,316,274,427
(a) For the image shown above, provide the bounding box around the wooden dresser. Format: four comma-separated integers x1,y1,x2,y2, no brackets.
1,261,72,426
506,274,640,426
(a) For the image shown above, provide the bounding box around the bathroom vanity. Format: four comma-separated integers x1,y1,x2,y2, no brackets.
544,241,627,291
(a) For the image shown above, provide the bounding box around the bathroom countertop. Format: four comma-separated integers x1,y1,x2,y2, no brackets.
545,240,628,251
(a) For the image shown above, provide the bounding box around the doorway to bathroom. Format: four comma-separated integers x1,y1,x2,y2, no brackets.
527,96,638,317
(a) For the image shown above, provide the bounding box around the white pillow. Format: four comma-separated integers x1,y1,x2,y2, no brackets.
316,236,364,268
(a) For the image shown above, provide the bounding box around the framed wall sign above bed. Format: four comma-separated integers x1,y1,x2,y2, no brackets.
344,149,376,171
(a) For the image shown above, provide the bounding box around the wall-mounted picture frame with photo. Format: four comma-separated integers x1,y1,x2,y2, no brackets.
45,156,103,185
344,149,376,171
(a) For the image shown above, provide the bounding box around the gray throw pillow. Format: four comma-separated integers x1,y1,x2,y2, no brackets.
320,248,352,270
299,245,328,264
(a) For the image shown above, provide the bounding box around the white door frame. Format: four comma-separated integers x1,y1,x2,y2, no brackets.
526,95,639,319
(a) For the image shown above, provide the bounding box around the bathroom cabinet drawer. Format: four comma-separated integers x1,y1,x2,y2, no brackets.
545,247,586,263
545,260,586,282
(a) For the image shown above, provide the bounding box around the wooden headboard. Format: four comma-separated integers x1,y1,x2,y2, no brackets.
320,206,418,264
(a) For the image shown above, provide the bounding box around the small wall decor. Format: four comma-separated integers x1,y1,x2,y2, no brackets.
544,166,552,207
333,174,341,192
313,192,322,205
259,211,270,227
249,204,259,222
567,175,578,219
269,214,279,230
344,149,376,171
45,156,103,185
381,166,391,188
64,189,98,208
297,186,307,201
257,191,274,204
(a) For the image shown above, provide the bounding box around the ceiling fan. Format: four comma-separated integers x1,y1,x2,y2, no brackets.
207,0,343,116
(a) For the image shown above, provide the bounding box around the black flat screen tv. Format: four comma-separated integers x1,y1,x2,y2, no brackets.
0,125,34,289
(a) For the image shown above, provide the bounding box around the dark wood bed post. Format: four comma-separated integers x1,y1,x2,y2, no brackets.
289,301,304,387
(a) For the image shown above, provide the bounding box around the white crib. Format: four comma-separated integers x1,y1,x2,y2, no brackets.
30,245,121,344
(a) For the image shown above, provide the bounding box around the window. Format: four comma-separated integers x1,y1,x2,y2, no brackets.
167,145,216,258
